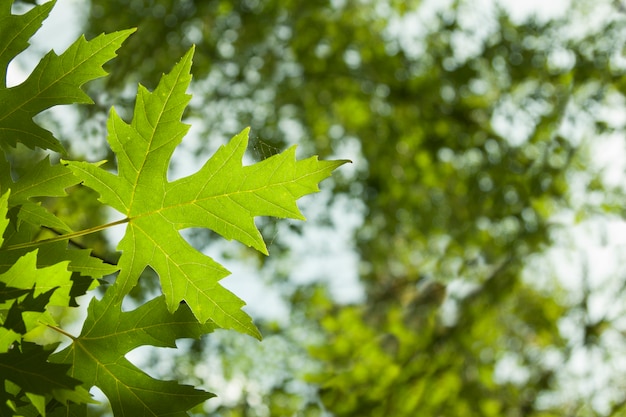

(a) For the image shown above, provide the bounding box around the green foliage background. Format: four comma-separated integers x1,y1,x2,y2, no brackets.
5,0,626,416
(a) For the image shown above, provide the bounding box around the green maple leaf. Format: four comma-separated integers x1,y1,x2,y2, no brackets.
52,291,215,416
0,0,134,152
66,47,347,337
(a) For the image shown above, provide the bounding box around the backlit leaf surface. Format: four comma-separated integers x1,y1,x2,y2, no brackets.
0,0,134,152
67,47,347,337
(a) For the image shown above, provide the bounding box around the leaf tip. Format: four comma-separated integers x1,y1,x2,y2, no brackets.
247,324,263,341
180,45,196,67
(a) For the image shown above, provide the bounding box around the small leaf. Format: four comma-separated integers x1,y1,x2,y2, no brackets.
0,19,135,152
52,291,216,416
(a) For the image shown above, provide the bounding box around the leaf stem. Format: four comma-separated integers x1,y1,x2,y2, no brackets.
45,323,77,340
42,225,118,265
0,217,130,252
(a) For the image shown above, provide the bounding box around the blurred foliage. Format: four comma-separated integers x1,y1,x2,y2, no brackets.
62,0,626,415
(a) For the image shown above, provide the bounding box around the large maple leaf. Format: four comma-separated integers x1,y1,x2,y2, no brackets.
0,0,134,152
52,291,215,417
67,47,347,337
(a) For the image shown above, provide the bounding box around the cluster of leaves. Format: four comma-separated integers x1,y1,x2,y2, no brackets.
0,0,344,415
